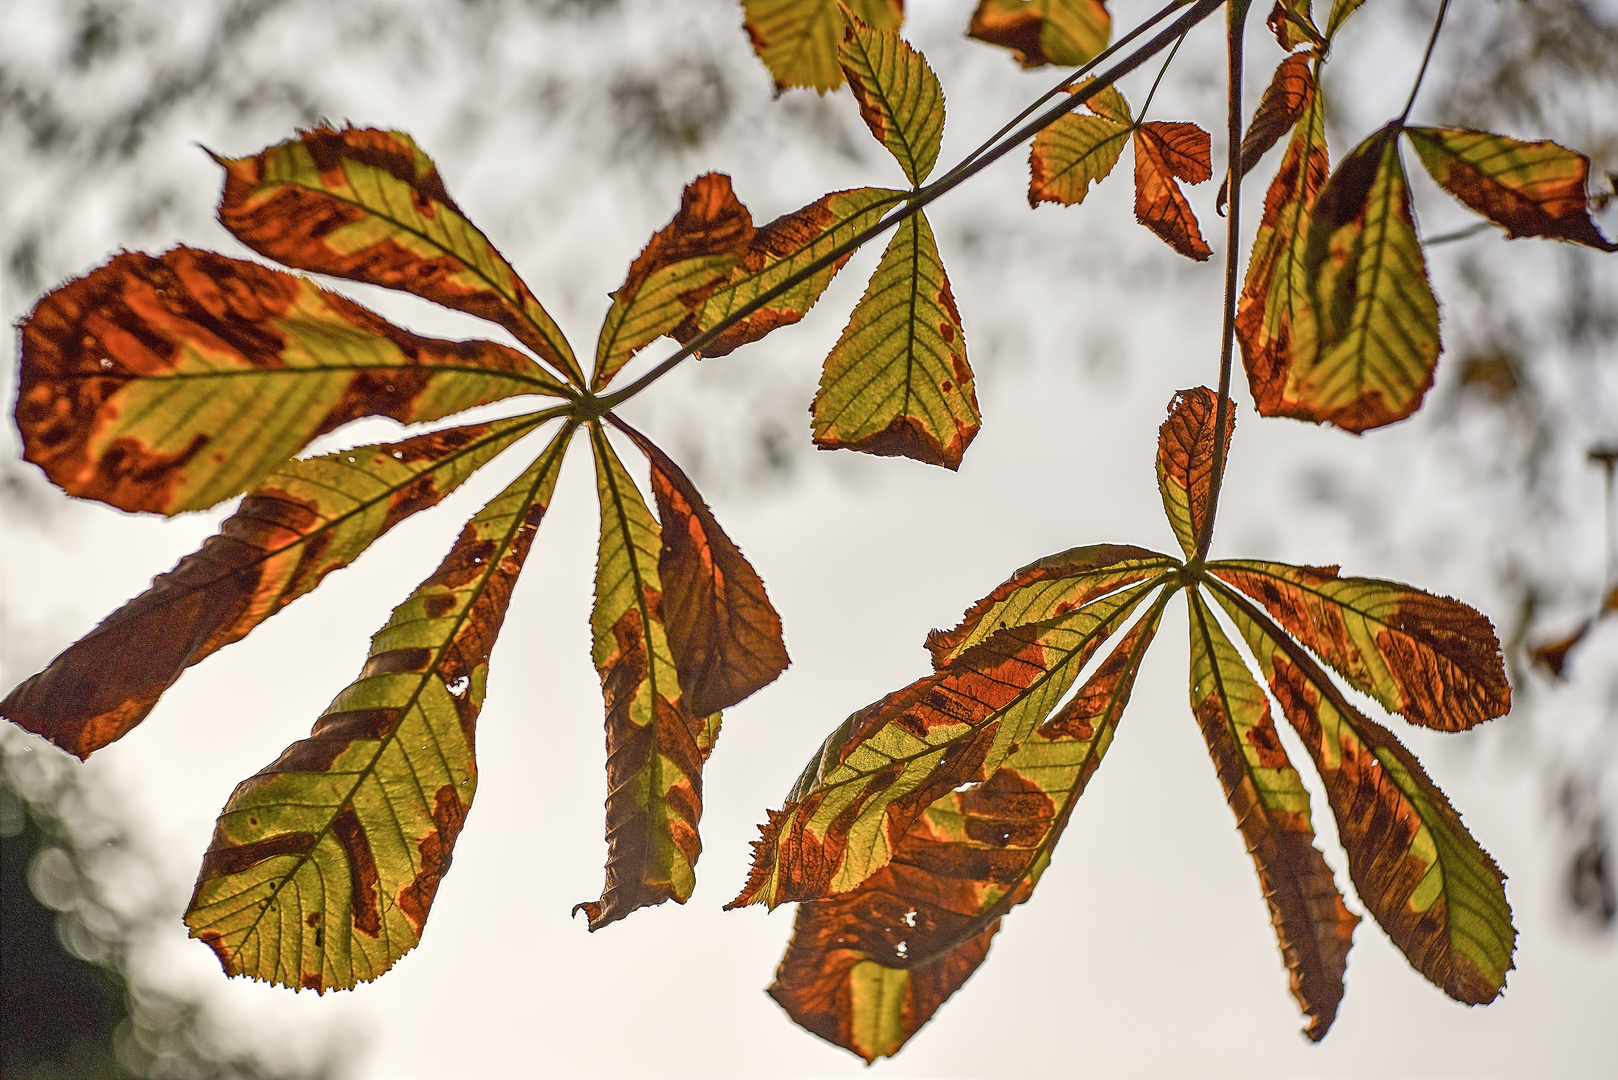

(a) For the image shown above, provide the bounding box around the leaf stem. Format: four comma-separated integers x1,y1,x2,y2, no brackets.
1398,0,1452,126
1195,0,1250,561
1138,27,1190,121
595,0,1228,413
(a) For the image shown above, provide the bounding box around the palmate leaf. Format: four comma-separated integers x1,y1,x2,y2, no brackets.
731,573,1166,909
592,175,899,389
839,15,945,186
1156,387,1232,559
769,597,1166,1063
0,415,544,759
1292,122,1441,432
1236,65,1329,417
1405,127,1618,252
614,420,790,717
811,209,980,469
967,0,1111,69
1207,560,1510,731
740,0,903,93
1186,589,1357,1041
576,424,716,929
15,246,564,515
1209,583,1516,1003
216,126,581,385
184,424,571,991
1134,121,1214,261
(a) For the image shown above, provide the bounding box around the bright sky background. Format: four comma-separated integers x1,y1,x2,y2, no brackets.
3,2,1616,1077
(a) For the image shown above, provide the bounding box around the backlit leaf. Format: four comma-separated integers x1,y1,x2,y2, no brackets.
1267,0,1323,51
1209,582,1516,1003
1134,121,1214,261
184,425,570,991
1405,127,1618,252
811,211,979,468
1295,123,1440,432
924,543,1177,666
1187,589,1357,1041
769,596,1166,1062
741,0,904,93
1235,74,1329,418
1156,387,1233,559
15,247,561,515
594,178,899,387
1028,103,1131,207
839,16,945,185
216,126,580,384
1208,560,1511,731
614,420,790,717
1325,0,1364,38
1218,52,1317,213
575,424,713,929
967,0,1112,69
0,415,543,760
730,578,1163,909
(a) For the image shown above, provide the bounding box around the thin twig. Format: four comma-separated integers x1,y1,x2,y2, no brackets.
597,0,1227,411
1398,0,1453,125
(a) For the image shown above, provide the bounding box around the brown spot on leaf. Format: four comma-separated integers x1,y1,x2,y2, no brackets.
331,805,381,937
301,971,324,994
197,831,317,880
362,648,432,677
424,593,457,619
398,785,470,935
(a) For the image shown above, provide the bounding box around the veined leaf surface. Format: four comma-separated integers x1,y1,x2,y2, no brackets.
1,416,542,759
184,426,570,991
1208,559,1510,731
1134,121,1214,261
1028,107,1131,207
967,0,1111,68
1209,583,1515,1003
615,421,790,717
741,0,903,92
731,579,1161,909
1187,589,1357,1041
15,247,560,515
839,16,945,185
1156,387,1233,559
576,425,713,928
1236,73,1328,418
1219,52,1317,213
1297,123,1440,432
216,126,580,384
924,543,1177,665
770,598,1165,1062
1405,127,1618,251
811,210,979,469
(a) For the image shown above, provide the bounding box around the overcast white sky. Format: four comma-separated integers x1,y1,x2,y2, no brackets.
3,2,1616,1077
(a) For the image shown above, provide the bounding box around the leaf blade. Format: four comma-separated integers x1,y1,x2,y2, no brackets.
967,0,1112,69
1207,559,1511,731
1134,121,1214,261
1187,588,1357,1042
741,0,904,92
0,416,543,759
811,210,980,469
1219,52,1317,213
15,247,562,514
1156,386,1234,559
183,425,571,990
1028,112,1131,207
839,15,946,185
216,126,580,384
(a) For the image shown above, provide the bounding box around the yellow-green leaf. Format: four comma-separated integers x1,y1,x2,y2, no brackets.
575,424,714,928
838,16,944,185
811,210,980,469
15,247,563,515
184,425,571,991
741,0,904,93
730,578,1163,909
1405,127,1618,251
1297,123,1440,432
1187,588,1358,1041
769,594,1166,1062
1,415,544,759
1209,581,1515,1004
968,0,1111,69
1028,106,1131,207
1325,0,1364,38
216,126,580,385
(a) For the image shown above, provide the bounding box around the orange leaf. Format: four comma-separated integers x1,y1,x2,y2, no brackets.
967,0,1112,69
1219,53,1317,213
1133,122,1213,261
1,418,536,758
1156,387,1233,559
614,421,790,717
215,126,580,384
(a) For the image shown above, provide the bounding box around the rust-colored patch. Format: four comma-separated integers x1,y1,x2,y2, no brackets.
1134,125,1213,262
967,6,1049,68
1157,387,1234,557
361,647,432,677
398,785,470,935
331,805,381,937
301,971,324,993
195,929,235,972
424,593,457,619
197,831,317,880
1220,53,1316,213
